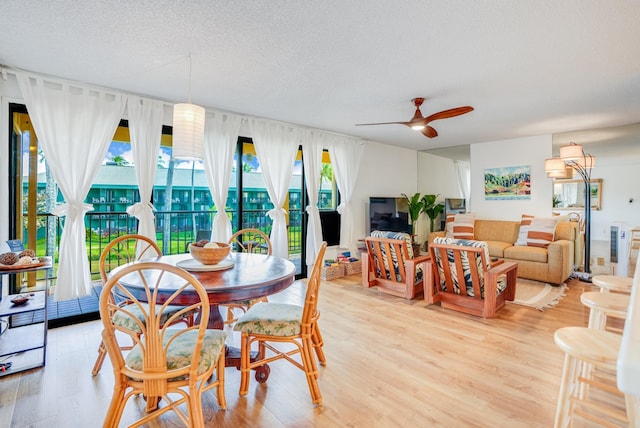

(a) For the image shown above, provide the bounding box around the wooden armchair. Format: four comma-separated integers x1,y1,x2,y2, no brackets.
428,237,517,318
362,231,431,299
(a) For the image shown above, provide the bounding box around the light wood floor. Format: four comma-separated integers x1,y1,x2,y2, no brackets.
0,274,624,427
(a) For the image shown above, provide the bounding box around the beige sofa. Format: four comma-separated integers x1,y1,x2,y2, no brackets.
430,219,582,285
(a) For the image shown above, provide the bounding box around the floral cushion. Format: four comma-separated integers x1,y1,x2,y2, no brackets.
125,329,226,377
113,303,195,334
233,302,302,337
369,230,422,282
432,237,507,298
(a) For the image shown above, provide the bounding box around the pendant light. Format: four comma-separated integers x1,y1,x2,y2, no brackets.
172,54,205,160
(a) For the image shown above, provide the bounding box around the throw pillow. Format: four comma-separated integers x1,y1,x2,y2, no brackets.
526,218,558,248
514,214,536,246
445,214,455,236
445,213,475,240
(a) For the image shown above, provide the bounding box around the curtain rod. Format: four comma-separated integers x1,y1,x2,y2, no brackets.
0,64,365,144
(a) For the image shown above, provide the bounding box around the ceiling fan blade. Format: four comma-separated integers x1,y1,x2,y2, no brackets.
422,126,438,138
421,106,474,124
355,121,411,127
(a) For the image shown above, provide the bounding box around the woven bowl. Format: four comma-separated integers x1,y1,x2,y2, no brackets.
189,242,231,265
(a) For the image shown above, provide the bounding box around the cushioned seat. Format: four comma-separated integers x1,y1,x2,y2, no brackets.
503,245,549,264
363,230,431,299
92,234,195,376
432,237,508,297
484,240,512,258
370,230,423,280
428,237,517,317
100,262,227,427
234,242,328,405
126,329,227,377
234,302,303,337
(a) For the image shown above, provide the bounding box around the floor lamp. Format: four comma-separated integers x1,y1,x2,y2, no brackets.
545,142,595,282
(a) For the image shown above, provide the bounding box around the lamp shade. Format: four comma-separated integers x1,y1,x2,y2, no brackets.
544,157,566,173
547,166,574,179
172,103,205,160
559,143,584,161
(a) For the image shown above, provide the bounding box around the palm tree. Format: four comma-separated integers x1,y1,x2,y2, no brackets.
111,155,129,166
162,157,175,252
319,163,333,206
39,148,57,265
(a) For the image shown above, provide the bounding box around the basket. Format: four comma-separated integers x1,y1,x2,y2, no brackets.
321,264,344,281
189,242,231,265
344,260,362,275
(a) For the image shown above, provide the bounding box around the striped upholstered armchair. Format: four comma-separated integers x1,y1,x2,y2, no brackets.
428,236,518,318
362,230,431,299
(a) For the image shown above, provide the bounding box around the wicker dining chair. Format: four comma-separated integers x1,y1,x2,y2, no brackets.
100,261,226,427
224,228,273,325
234,241,327,405
92,234,194,376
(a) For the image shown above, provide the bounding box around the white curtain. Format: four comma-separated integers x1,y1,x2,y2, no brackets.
328,136,365,254
17,73,126,300
203,111,243,243
454,160,471,201
300,129,324,267
126,96,163,257
249,119,299,259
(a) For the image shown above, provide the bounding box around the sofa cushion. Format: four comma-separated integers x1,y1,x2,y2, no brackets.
474,219,520,244
526,217,558,248
445,213,475,240
504,244,549,263
514,214,535,246
485,240,513,258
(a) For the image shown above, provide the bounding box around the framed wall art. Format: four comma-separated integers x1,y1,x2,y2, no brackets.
484,165,531,200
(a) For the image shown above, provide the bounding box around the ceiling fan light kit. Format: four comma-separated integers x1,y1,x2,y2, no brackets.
355,97,474,139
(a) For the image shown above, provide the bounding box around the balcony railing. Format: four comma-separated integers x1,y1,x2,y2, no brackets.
24,208,304,287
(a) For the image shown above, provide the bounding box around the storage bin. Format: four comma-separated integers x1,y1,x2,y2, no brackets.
344,260,362,275
321,264,344,280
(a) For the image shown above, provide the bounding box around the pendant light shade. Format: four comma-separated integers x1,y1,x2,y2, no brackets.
172,102,205,160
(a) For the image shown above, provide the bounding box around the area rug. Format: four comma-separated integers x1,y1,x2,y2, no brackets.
511,278,567,310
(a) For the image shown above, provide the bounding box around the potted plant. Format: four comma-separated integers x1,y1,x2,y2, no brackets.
421,194,445,234
401,193,424,237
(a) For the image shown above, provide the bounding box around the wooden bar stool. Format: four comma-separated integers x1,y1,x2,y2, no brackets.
554,326,637,427
592,275,633,294
580,291,629,332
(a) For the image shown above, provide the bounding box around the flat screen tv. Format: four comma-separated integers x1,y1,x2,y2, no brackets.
445,198,466,214
369,197,411,234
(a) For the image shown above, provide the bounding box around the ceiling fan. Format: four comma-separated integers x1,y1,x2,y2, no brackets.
355,97,474,138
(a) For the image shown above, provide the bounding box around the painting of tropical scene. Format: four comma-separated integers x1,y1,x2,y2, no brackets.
484,165,531,200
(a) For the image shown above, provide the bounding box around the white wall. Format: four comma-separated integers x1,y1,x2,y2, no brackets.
470,135,553,220
417,152,461,198
415,152,461,242
581,148,640,242
327,140,418,258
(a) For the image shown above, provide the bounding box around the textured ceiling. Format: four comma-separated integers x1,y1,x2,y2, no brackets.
1,1,639,153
